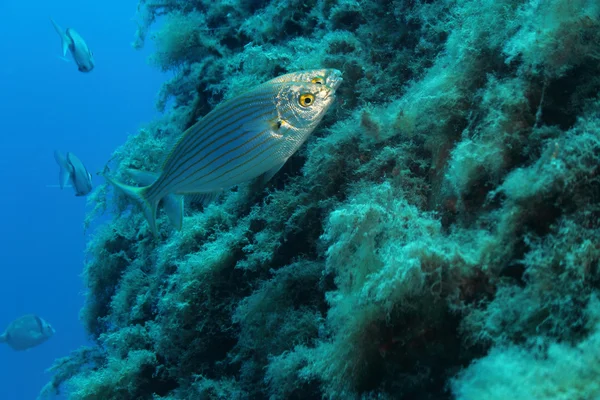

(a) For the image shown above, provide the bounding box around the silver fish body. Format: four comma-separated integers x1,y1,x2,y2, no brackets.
50,18,94,72
154,81,335,194
0,314,55,351
106,74,341,235
54,150,93,196
124,68,342,188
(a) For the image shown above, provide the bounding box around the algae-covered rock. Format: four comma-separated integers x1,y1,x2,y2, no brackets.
43,0,600,399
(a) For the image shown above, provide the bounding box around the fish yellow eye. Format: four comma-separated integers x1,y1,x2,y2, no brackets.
299,93,315,107
311,76,325,85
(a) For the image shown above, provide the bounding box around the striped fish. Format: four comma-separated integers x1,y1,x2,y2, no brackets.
123,69,343,202
105,72,341,235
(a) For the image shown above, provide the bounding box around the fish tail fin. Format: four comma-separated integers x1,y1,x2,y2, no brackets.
49,17,70,57
53,150,71,189
103,175,160,236
0,333,6,344
124,168,184,231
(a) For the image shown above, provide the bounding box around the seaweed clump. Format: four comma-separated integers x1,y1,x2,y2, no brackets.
41,0,600,399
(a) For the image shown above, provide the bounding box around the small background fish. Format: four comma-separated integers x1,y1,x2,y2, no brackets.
50,18,94,72
0,314,55,351
54,150,93,196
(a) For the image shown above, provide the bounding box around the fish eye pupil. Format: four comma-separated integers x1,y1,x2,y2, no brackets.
299,93,315,107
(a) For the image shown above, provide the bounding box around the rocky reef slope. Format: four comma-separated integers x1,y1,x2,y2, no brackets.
42,0,600,399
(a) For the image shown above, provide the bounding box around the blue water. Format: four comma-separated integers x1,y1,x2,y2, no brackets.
0,1,163,398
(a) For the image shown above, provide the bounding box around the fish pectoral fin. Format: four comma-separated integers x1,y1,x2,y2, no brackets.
163,194,184,231
245,117,284,139
53,150,71,189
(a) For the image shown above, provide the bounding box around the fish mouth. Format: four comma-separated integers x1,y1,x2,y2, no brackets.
322,89,336,103
328,71,344,91
330,80,343,91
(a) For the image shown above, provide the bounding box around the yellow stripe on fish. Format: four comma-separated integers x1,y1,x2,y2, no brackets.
104,70,342,236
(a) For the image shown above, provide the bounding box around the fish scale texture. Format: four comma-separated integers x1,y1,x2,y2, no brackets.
40,0,600,399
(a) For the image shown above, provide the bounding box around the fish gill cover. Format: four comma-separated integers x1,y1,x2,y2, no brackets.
40,0,600,399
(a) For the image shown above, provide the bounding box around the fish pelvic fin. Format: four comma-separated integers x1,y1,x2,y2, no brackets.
103,175,160,236
50,17,71,57
53,150,71,189
163,194,184,231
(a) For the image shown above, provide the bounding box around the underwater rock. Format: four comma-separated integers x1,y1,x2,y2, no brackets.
42,0,600,399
